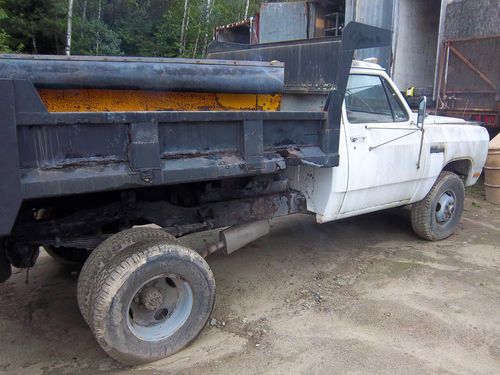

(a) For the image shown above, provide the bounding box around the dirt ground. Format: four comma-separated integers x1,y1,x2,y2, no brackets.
0,184,499,375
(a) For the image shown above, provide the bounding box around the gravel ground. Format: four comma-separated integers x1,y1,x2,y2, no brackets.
0,185,499,375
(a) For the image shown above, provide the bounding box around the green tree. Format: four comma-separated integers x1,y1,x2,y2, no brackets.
154,0,264,59
70,0,122,55
0,0,67,54
0,7,11,52
72,17,122,55
154,0,190,57
0,0,269,56
109,0,172,56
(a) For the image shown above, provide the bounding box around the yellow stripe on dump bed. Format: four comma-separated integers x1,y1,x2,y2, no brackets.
38,89,281,112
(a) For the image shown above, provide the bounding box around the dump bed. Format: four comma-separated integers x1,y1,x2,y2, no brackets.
0,22,391,237
0,78,332,237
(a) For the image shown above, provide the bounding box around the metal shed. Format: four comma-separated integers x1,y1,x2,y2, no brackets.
213,0,499,131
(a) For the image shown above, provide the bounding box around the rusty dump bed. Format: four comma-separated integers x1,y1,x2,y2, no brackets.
0,22,391,237
0,55,284,112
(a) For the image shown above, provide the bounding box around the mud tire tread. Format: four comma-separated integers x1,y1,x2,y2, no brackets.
91,240,215,365
411,171,464,241
77,228,176,326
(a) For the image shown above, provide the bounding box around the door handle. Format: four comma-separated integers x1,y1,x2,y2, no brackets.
350,136,366,143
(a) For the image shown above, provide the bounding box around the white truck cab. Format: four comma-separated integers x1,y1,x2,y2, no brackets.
289,60,489,240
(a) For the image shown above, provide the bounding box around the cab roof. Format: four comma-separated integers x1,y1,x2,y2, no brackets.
351,60,384,70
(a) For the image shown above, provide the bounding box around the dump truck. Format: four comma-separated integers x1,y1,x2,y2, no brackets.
0,23,489,364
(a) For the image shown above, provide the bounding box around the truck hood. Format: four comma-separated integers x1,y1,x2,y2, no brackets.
411,113,477,126
425,115,468,124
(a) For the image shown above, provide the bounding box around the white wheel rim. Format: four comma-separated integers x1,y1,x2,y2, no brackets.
126,274,193,342
435,190,456,224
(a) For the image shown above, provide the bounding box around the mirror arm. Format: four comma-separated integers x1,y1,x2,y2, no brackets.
416,127,425,170
415,96,427,169
368,129,420,151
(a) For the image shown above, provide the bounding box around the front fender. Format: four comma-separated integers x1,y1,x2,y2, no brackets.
411,123,489,203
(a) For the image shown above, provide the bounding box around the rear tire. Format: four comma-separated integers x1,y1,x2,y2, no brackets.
91,240,216,365
77,227,176,326
411,171,464,241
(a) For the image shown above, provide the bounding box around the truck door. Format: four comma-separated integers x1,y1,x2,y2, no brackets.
340,73,424,216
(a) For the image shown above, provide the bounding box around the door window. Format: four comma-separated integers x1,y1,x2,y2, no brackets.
382,79,409,122
345,75,409,124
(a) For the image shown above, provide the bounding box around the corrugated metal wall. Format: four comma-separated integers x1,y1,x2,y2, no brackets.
346,0,442,90
259,2,309,44
392,0,440,89
345,0,394,69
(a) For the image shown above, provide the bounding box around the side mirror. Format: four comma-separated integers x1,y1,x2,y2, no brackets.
417,96,427,128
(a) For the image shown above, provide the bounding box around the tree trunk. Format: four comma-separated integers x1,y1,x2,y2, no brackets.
80,0,87,38
31,24,37,54
82,0,87,22
31,35,37,54
65,0,74,56
179,0,189,55
245,0,250,19
95,0,102,54
202,0,214,56
192,30,200,58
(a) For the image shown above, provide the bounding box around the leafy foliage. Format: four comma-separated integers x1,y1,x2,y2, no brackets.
0,0,67,54
0,8,11,52
0,0,266,57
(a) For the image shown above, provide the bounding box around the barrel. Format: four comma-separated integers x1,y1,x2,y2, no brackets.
484,135,500,204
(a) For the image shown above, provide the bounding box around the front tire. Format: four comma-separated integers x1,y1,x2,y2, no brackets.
91,240,216,365
411,171,465,241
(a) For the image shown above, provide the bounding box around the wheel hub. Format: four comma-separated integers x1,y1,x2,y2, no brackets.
127,275,193,341
435,191,456,224
140,287,164,311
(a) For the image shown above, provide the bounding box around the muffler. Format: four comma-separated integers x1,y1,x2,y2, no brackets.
220,220,270,255
201,220,271,257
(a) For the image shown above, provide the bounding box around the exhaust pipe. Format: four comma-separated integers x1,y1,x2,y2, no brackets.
220,220,270,255
201,220,271,257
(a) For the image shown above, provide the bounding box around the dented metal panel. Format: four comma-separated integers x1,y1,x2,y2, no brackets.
14,110,326,200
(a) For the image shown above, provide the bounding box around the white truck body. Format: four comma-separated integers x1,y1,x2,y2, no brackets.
288,61,490,223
